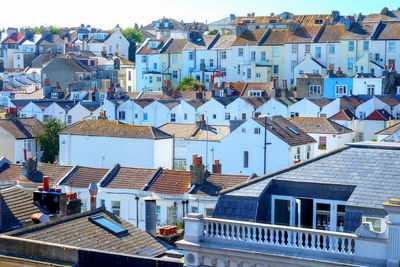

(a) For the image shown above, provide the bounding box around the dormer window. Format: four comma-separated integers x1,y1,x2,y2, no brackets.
315,19,323,24
51,92,58,99
149,41,160,49
164,22,169,28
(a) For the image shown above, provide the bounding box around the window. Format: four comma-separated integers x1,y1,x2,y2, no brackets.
100,199,106,207
51,92,58,99
221,51,226,59
320,113,327,118
250,51,256,62
335,85,347,95
362,217,384,232
43,115,50,122
273,65,279,75
191,206,199,213
273,48,279,57
375,53,380,61
292,44,298,54
172,55,178,64
309,85,321,95
305,44,311,53
238,48,244,57
319,136,327,150
184,113,188,120
396,112,400,121
348,41,355,52
256,72,261,78
290,112,299,118
24,140,32,152
188,51,194,60
118,111,125,120
224,113,230,120
295,147,301,160
306,145,311,159
221,67,226,76
128,71,132,81
363,41,369,51
153,63,157,70
172,70,178,79
299,70,304,76
156,206,161,223
389,41,396,52
329,44,335,54
213,114,216,119
359,111,366,120
143,112,148,121
315,47,321,58
242,128,246,133
111,201,120,216
237,65,241,75
205,208,214,217
242,113,246,120
243,151,249,168
367,84,375,95
170,113,176,122
167,206,178,225
254,127,261,134
247,68,251,79
134,113,138,119
205,75,210,82
174,159,187,169
261,51,266,61
249,90,262,97
67,115,72,124
142,55,147,63
348,58,354,70
313,69,319,74
209,59,214,67
149,76,153,84
156,77,162,82
89,215,127,236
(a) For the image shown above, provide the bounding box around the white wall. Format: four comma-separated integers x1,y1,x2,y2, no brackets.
256,99,288,117
309,132,352,157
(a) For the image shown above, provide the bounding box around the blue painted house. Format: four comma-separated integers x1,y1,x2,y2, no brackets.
323,69,353,98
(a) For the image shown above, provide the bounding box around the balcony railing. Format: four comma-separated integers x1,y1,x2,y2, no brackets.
203,217,357,255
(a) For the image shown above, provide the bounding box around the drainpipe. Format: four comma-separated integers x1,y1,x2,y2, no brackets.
135,196,139,227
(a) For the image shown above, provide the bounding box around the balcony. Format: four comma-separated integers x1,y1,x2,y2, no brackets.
178,199,400,267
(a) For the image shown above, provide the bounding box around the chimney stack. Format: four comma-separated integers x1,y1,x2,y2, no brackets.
212,159,222,174
22,157,37,179
190,154,206,185
145,197,157,235
89,183,98,211
327,64,334,77
196,114,206,128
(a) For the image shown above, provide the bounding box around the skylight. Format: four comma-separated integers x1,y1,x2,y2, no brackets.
287,126,300,135
89,215,128,237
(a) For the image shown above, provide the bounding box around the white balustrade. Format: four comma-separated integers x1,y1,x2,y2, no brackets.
202,217,356,255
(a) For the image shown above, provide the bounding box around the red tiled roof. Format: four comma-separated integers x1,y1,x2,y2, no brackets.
329,109,357,121
148,170,191,195
102,167,158,190
365,109,393,121
59,166,108,188
3,33,25,44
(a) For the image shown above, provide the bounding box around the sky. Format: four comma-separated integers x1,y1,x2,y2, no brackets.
2,0,399,29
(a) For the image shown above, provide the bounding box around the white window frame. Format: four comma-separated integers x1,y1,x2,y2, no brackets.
335,85,347,95
309,85,321,95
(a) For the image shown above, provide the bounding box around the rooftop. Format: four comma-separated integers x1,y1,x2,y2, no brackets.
147,170,191,195
59,120,172,140
376,122,400,135
289,117,353,134
0,118,42,139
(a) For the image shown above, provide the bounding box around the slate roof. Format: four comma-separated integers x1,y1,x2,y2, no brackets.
184,99,208,108
241,97,269,109
134,99,155,108
383,131,400,142
147,170,191,195
164,38,187,54
211,34,236,50
101,166,159,190
374,22,400,40
342,22,378,40
329,109,358,121
232,30,266,46
240,83,271,97
253,116,316,146
364,109,394,121
275,97,300,107
58,165,108,188
158,99,181,109
315,25,345,43
260,29,289,45
339,96,365,108
8,208,170,258
184,34,219,50
138,39,166,55
376,96,400,107
158,123,198,139
80,102,100,111
289,117,353,134
221,142,400,210
59,120,172,140
376,122,400,135
308,98,335,108
193,173,249,197
0,118,42,139
0,186,41,232
287,26,322,43
189,125,231,142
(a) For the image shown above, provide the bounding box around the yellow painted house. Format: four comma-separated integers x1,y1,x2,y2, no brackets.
159,39,186,88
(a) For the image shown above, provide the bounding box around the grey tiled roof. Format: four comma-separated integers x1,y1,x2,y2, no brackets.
224,142,400,210
8,208,170,257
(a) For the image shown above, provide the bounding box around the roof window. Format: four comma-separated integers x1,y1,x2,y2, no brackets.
89,215,128,237
287,126,300,135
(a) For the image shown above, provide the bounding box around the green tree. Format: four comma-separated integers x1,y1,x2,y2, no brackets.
21,25,60,34
208,29,219,35
122,28,143,62
176,77,205,91
35,119,65,163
